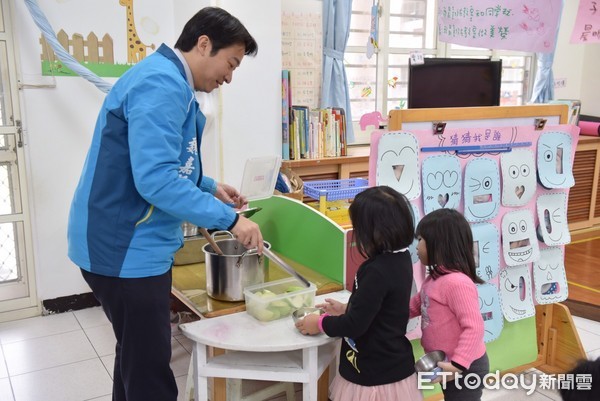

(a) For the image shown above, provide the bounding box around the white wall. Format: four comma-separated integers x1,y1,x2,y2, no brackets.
13,0,280,301
553,0,600,115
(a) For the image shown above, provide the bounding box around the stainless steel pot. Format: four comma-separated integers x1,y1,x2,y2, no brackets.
203,231,270,301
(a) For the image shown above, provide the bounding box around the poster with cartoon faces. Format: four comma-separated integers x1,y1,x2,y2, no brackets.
533,247,569,304
408,204,421,264
471,223,500,282
536,193,571,246
537,132,575,189
464,158,500,223
477,283,503,343
376,132,421,200
501,210,540,267
499,265,535,322
501,149,536,207
422,155,462,214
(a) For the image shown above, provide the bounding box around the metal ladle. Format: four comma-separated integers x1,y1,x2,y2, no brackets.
244,246,311,288
263,247,311,288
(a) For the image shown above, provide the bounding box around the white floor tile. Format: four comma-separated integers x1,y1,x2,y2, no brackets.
3,330,96,376
0,349,7,379
73,307,109,329
84,324,116,357
587,348,600,360
170,339,191,378
100,354,114,379
0,313,81,344
174,333,194,354
10,359,112,401
0,378,14,401
572,315,600,335
86,396,111,401
175,375,190,401
574,328,600,354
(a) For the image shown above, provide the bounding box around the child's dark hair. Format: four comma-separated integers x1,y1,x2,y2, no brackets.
416,208,483,284
349,186,414,259
560,358,600,401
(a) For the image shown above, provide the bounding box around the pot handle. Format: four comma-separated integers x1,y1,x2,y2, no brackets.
210,230,234,240
236,248,262,267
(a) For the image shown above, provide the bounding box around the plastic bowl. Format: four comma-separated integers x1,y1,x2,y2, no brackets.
291,307,325,324
414,350,446,379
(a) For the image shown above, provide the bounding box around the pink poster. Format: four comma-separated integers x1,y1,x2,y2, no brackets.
570,0,600,43
437,0,562,52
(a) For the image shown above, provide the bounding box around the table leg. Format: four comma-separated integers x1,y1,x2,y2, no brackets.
317,367,329,401
193,343,209,401
210,347,227,401
302,347,319,401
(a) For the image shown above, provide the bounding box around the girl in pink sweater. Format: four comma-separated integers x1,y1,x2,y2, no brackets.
410,208,488,401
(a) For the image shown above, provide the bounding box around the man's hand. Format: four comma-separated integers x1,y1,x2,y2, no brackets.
215,183,247,209
230,215,263,253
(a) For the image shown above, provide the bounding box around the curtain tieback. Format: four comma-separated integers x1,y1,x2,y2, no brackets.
324,47,344,60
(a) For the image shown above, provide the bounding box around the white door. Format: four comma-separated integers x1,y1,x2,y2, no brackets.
0,0,39,319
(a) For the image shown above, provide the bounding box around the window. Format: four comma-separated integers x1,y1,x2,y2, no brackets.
346,0,534,144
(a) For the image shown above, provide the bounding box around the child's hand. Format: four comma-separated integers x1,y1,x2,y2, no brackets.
295,313,321,335
315,298,346,316
431,361,462,383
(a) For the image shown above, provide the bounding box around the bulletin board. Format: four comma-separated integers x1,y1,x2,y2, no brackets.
384,105,586,384
281,0,322,109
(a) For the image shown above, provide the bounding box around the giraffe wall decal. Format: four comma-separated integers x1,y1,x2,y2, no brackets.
119,0,155,64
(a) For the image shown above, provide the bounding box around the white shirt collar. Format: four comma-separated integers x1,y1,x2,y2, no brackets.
173,48,194,89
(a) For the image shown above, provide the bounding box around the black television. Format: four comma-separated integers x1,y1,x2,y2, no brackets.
407,58,502,109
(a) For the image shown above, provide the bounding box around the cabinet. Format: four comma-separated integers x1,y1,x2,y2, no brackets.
567,136,600,238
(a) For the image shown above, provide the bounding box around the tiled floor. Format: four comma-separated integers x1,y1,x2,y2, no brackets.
0,307,598,401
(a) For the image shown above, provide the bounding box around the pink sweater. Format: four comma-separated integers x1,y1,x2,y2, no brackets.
409,271,486,370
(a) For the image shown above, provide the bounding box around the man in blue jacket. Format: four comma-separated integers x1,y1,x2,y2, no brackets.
67,7,261,401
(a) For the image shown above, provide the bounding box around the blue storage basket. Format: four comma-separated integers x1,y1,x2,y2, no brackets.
303,178,369,202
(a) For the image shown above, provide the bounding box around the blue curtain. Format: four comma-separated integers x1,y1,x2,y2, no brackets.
529,49,556,104
321,0,354,143
529,0,564,104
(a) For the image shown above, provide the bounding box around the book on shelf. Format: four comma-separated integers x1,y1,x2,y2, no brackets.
284,105,347,160
281,70,291,160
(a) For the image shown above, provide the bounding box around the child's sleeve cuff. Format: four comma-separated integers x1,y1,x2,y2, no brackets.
318,313,330,333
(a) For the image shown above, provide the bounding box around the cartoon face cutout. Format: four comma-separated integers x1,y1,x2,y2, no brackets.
536,193,571,246
422,155,462,214
499,265,535,322
376,132,421,200
501,210,540,266
501,149,536,207
464,158,500,223
407,203,421,264
537,132,575,189
477,283,503,343
471,223,500,282
406,279,420,333
533,247,569,304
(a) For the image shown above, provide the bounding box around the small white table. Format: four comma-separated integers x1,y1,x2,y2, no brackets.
180,291,350,401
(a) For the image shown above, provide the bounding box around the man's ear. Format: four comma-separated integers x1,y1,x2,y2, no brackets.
196,35,211,55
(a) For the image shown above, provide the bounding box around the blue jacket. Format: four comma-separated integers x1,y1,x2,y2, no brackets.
68,44,237,278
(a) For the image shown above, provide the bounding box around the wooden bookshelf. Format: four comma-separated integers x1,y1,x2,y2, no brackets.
280,146,370,182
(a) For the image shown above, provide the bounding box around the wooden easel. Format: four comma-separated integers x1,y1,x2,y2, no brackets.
387,105,587,385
